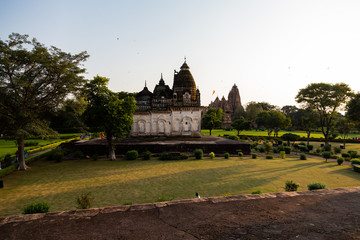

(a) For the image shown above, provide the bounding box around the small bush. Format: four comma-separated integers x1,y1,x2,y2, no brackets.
238,152,243,157
322,151,331,162
209,152,215,159
300,153,307,160
337,157,344,165
74,151,84,159
265,155,273,159
251,190,261,194
126,150,138,160
354,165,360,173
226,135,240,141
316,148,322,153
307,182,326,190
251,142,258,149
92,154,98,161
180,153,189,159
224,152,230,159
342,153,350,158
142,151,152,160
258,146,265,153
47,148,64,162
284,146,291,154
348,150,358,159
24,141,39,147
23,202,50,214
285,180,299,192
252,153,257,159
307,145,314,151
76,192,92,209
324,145,332,152
159,152,172,160
283,142,288,147
194,149,203,160
299,145,308,152
334,146,341,154
280,151,285,159
350,158,360,165
272,147,280,153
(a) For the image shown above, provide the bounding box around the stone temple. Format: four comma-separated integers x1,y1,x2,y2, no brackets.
131,61,202,137
208,84,243,128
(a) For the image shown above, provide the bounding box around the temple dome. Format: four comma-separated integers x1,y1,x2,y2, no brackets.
173,61,196,99
136,86,152,101
153,75,172,98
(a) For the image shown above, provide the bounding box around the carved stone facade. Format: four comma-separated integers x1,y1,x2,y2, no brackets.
208,84,243,128
131,61,202,137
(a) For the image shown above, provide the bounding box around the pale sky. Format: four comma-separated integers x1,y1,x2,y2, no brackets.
1,0,360,108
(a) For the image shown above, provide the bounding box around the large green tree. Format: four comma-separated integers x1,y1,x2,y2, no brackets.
300,109,319,145
296,83,353,145
83,76,136,160
0,33,88,170
256,110,291,137
231,116,251,135
346,93,360,128
201,108,224,135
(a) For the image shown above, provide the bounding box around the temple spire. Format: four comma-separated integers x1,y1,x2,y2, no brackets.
145,80,147,88
184,56,187,63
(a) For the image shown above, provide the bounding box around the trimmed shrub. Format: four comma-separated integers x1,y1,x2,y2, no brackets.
284,180,299,192
284,146,291,154
209,152,215,159
251,190,261,194
334,146,341,154
92,154,98,161
307,145,314,151
263,143,272,154
299,145,308,152
251,142,258,149
322,151,331,162
337,157,344,165
180,153,189,160
323,145,331,152
283,142,288,147
159,152,172,160
76,192,92,209
23,202,50,214
300,153,307,160
350,158,360,165
258,146,265,153
252,153,257,159
126,150,138,160
316,148,321,153
265,155,273,159
194,149,203,160
238,152,243,157
307,182,326,190
348,150,358,159
354,165,360,173
342,153,350,158
142,151,152,160
224,152,230,159
225,135,240,141
280,151,285,159
74,151,84,159
272,147,280,153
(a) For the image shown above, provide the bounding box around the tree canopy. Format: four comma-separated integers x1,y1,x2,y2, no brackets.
255,110,291,137
83,76,137,160
296,83,353,145
201,108,224,135
0,33,89,169
231,116,251,135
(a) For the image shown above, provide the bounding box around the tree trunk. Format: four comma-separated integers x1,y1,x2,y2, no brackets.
209,129,212,135
17,135,28,170
106,132,116,161
307,131,311,146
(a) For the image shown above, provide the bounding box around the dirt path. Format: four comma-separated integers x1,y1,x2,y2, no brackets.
1,187,360,240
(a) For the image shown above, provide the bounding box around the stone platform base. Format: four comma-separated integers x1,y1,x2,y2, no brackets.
67,135,251,156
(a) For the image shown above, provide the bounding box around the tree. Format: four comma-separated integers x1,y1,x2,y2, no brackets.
83,76,137,160
201,108,224,135
281,133,300,146
255,110,291,137
0,33,88,170
346,93,360,128
296,83,353,146
244,101,263,125
336,117,354,148
231,116,251,135
300,109,319,145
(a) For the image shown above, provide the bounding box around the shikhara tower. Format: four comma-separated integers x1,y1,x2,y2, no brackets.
131,60,202,137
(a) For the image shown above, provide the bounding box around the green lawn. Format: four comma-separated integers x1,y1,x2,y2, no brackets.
1,156,359,217
201,129,360,139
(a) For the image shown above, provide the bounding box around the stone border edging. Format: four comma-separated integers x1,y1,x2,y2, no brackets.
1,186,360,225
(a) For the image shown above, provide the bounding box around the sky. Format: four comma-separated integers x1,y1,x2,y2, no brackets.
1,0,360,109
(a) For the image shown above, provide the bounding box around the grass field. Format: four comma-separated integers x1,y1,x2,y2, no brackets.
201,129,360,139
1,155,360,217
0,134,80,159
